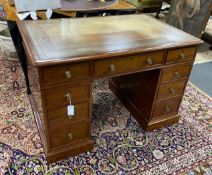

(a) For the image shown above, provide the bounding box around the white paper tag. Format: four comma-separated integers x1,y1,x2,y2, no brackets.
17,11,38,20
67,105,74,116
46,8,53,19
14,0,61,13
17,12,30,20
30,11,38,20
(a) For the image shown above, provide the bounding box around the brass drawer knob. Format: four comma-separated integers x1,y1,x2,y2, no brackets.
164,105,170,112
109,64,116,72
180,52,185,60
64,70,72,79
174,71,180,78
68,133,73,140
169,88,175,94
146,58,153,65
64,93,72,101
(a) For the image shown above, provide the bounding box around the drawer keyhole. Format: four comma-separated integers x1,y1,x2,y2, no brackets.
65,70,72,79
109,64,116,72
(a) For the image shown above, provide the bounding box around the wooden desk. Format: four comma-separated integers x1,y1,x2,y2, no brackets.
1,0,135,21
18,14,202,163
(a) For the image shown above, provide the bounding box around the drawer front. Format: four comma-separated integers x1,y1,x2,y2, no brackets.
160,64,192,83
94,51,164,77
48,102,90,129
43,84,90,108
152,96,182,119
166,46,196,64
157,80,187,100
41,62,90,86
49,120,90,149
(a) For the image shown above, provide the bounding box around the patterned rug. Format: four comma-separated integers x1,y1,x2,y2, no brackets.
0,54,211,175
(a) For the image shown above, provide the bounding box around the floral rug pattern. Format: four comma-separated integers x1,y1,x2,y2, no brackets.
0,54,212,175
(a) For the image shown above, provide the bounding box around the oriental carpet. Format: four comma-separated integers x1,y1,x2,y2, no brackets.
0,54,211,175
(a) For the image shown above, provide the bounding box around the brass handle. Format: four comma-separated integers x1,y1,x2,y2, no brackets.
174,71,180,78
164,105,170,112
64,70,72,79
169,88,175,94
180,52,185,60
68,133,73,140
146,58,153,65
109,64,116,72
64,93,72,101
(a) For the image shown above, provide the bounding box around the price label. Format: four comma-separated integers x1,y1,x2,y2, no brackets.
67,105,74,116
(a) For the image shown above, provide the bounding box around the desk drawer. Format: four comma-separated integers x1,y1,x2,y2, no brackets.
94,51,164,77
160,64,192,83
48,102,90,129
157,80,187,100
152,96,182,119
43,84,90,108
166,47,196,64
41,62,90,86
49,120,90,149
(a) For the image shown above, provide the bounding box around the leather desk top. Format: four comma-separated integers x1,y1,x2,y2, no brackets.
18,14,202,66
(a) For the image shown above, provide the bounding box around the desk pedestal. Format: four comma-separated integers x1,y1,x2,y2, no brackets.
109,69,181,131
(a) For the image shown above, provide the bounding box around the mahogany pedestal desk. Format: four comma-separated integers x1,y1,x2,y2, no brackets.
17,15,202,163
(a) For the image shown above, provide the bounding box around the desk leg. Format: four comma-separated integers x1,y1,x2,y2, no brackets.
7,20,31,94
